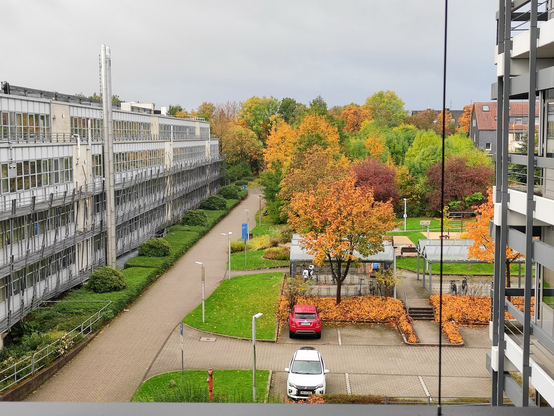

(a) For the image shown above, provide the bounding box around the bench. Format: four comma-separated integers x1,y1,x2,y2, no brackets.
400,246,418,255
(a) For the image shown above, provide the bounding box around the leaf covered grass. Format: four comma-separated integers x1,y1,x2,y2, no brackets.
133,369,269,403
183,273,283,339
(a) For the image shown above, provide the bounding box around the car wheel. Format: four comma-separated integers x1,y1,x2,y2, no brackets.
316,332,321,339
289,330,295,338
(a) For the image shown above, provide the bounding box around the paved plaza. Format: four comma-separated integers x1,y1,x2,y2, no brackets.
26,190,493,402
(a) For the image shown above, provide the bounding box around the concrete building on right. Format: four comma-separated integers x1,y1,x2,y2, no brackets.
491,0,554,407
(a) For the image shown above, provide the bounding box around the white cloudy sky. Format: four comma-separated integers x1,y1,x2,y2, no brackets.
1,0,498,112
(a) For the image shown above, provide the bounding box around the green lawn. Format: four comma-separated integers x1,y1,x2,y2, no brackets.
133,370,269,403
183,272,283,339
396,257,528,277
230,249,289,270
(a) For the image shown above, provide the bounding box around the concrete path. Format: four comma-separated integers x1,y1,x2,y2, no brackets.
26,193,492,402
27,189,265,402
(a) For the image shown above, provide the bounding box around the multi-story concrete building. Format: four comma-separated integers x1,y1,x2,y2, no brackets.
491,0,554,407
0,81,224,345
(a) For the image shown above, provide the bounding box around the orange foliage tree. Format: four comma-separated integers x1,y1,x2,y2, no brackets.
466,188,523,288
339,105,372,133
288,173,395,304
434,110,455,136
456,105,472,135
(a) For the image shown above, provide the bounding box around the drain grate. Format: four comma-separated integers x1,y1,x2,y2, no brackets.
199,337,216,342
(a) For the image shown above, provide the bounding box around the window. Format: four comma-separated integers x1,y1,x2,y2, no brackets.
483,105,490,112
485,143,491,150
516,118,522,125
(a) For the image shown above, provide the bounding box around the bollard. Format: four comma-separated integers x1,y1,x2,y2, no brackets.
207,368,213,402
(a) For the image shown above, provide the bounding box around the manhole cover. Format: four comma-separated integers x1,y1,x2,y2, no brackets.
199,337,216,342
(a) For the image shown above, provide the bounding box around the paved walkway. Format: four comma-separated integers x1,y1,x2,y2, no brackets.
26,194,492,402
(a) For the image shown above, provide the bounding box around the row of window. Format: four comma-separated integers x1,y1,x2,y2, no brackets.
71,117,103,140
0,157,73,194
114,149,164,173
113,120,151,140
159,124,197,140
0,205,75,249
0,247,76,300
0,111,51,140
173,145,206,164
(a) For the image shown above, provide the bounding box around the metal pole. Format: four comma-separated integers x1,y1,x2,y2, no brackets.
258,196,262,227
252,312,263,402
244,209,249,267
403,198,407,232
228,232,232,279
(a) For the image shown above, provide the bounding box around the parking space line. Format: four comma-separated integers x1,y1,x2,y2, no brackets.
418,375,430,397
337,328,342,345
345,373,351,394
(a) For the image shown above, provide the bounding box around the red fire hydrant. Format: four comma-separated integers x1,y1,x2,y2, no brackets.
207,368,214,402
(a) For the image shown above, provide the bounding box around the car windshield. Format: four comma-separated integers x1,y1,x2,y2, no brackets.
291,360,322,374
295,313,316,319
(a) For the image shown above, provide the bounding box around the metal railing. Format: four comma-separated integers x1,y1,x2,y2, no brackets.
0,300,112,394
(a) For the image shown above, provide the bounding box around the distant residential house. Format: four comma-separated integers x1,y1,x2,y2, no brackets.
470,101,538,154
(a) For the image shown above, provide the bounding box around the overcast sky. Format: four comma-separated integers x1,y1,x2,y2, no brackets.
2,0,498,112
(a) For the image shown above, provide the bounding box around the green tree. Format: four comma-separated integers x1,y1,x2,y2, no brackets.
196,102,215,122
365,90,407,128
238,96,280,143
167,104,183,116
307,95,328,117
385,124,418,165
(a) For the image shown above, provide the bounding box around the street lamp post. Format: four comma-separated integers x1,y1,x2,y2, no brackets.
244,209,249,267
195,261,205,323
221,232,232,279
403,198,407,232
257,196,263,228
252,312,263,402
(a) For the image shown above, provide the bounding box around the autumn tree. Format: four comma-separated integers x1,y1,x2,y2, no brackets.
466,188,523,288
425,156,494,213
352,157,399,205
456,105,472,135
264,119,298,172
220,124,263,169
295,114,341,156
339,105,372,132
211,101,240,139
406,109,437,131
278,147,351,219
434,110,456,136
364,90,407,128
196,102,216,122
288,173,395,304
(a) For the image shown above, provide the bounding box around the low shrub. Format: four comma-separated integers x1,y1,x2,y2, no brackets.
263,246,290,260
269,237,280,247
247,235,271,250
87,267,126,293
231,239,245,253
139,238,171,257
218,185,240,200
200,195,227,210
243,176,254,182
322,394,383,404
234,180,248,187
181,210,208,227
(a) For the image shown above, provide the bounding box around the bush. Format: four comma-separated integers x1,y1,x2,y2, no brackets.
234,180,248,187
138,238,171,257
262,246,290,260
87,267,126,293
230,239,245,253
243,176,254,182
269,237,280,247
181,210,208,227
322,394,383,404
218,185,240,200
200,195,227,210
225,161,252,183
247,235,270,250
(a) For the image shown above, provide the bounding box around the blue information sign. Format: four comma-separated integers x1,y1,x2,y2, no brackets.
242,223,248,241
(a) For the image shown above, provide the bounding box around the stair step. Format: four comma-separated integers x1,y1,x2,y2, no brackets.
407,306,435,320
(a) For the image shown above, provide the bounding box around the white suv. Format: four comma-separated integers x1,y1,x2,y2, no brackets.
285,347,329,399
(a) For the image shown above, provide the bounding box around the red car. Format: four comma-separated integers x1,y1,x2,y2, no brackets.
288,304,321,339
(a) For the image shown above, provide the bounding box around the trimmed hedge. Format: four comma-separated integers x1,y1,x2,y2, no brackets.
138,238,171,257
200,195,227,210
87,267,126,294
218,185,240,200
181,210,208,227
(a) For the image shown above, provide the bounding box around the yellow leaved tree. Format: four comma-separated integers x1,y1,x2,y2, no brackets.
288,173,395,304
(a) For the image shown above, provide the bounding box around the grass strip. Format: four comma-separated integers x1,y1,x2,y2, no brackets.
183,272,283,339
133,369,269,403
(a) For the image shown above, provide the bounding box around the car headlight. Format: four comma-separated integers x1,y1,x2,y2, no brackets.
288,382,298,389
314,383,324,389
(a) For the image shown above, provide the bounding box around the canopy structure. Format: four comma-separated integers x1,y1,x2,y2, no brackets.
415,239,524,294
289,234,395,279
